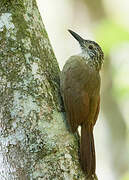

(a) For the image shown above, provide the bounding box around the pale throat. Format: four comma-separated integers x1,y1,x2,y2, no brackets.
79,50,90,60
79,51,102,71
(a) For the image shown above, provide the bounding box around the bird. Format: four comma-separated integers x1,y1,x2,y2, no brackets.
60,29,104,178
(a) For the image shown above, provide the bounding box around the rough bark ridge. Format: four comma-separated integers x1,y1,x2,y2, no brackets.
0,0,86,179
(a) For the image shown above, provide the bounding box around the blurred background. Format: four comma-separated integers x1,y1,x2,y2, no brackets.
37,1,129,180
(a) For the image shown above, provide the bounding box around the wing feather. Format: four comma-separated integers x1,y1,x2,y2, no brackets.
60,55,100,132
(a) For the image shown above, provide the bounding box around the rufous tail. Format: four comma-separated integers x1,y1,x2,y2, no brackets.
80,123,96,178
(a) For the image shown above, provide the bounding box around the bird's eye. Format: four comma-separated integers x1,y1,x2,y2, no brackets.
88,45,93,50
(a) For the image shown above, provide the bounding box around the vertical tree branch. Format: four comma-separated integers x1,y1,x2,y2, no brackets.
0,0,88,179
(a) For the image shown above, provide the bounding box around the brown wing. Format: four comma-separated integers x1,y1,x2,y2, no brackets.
60,55,100,132
93,96,100,126
64,86,90,132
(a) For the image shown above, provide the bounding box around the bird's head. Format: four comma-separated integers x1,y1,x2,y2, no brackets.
68,29,104,70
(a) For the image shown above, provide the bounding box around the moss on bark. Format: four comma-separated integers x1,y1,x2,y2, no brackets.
0,0,86,179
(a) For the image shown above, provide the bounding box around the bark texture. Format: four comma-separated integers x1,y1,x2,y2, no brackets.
0,0,86,179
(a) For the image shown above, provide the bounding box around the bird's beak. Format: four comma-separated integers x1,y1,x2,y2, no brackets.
68,29,84,45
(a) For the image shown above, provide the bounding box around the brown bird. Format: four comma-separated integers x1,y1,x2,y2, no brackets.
60,30,104,178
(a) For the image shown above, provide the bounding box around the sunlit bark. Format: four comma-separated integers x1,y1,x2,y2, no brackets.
0,0,87,179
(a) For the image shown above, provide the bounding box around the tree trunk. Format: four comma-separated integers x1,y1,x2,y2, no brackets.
0,0,87,179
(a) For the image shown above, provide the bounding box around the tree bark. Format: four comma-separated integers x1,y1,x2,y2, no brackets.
0,0,88,179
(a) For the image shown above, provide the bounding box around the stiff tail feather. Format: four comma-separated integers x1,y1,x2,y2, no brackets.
80,123,96,178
